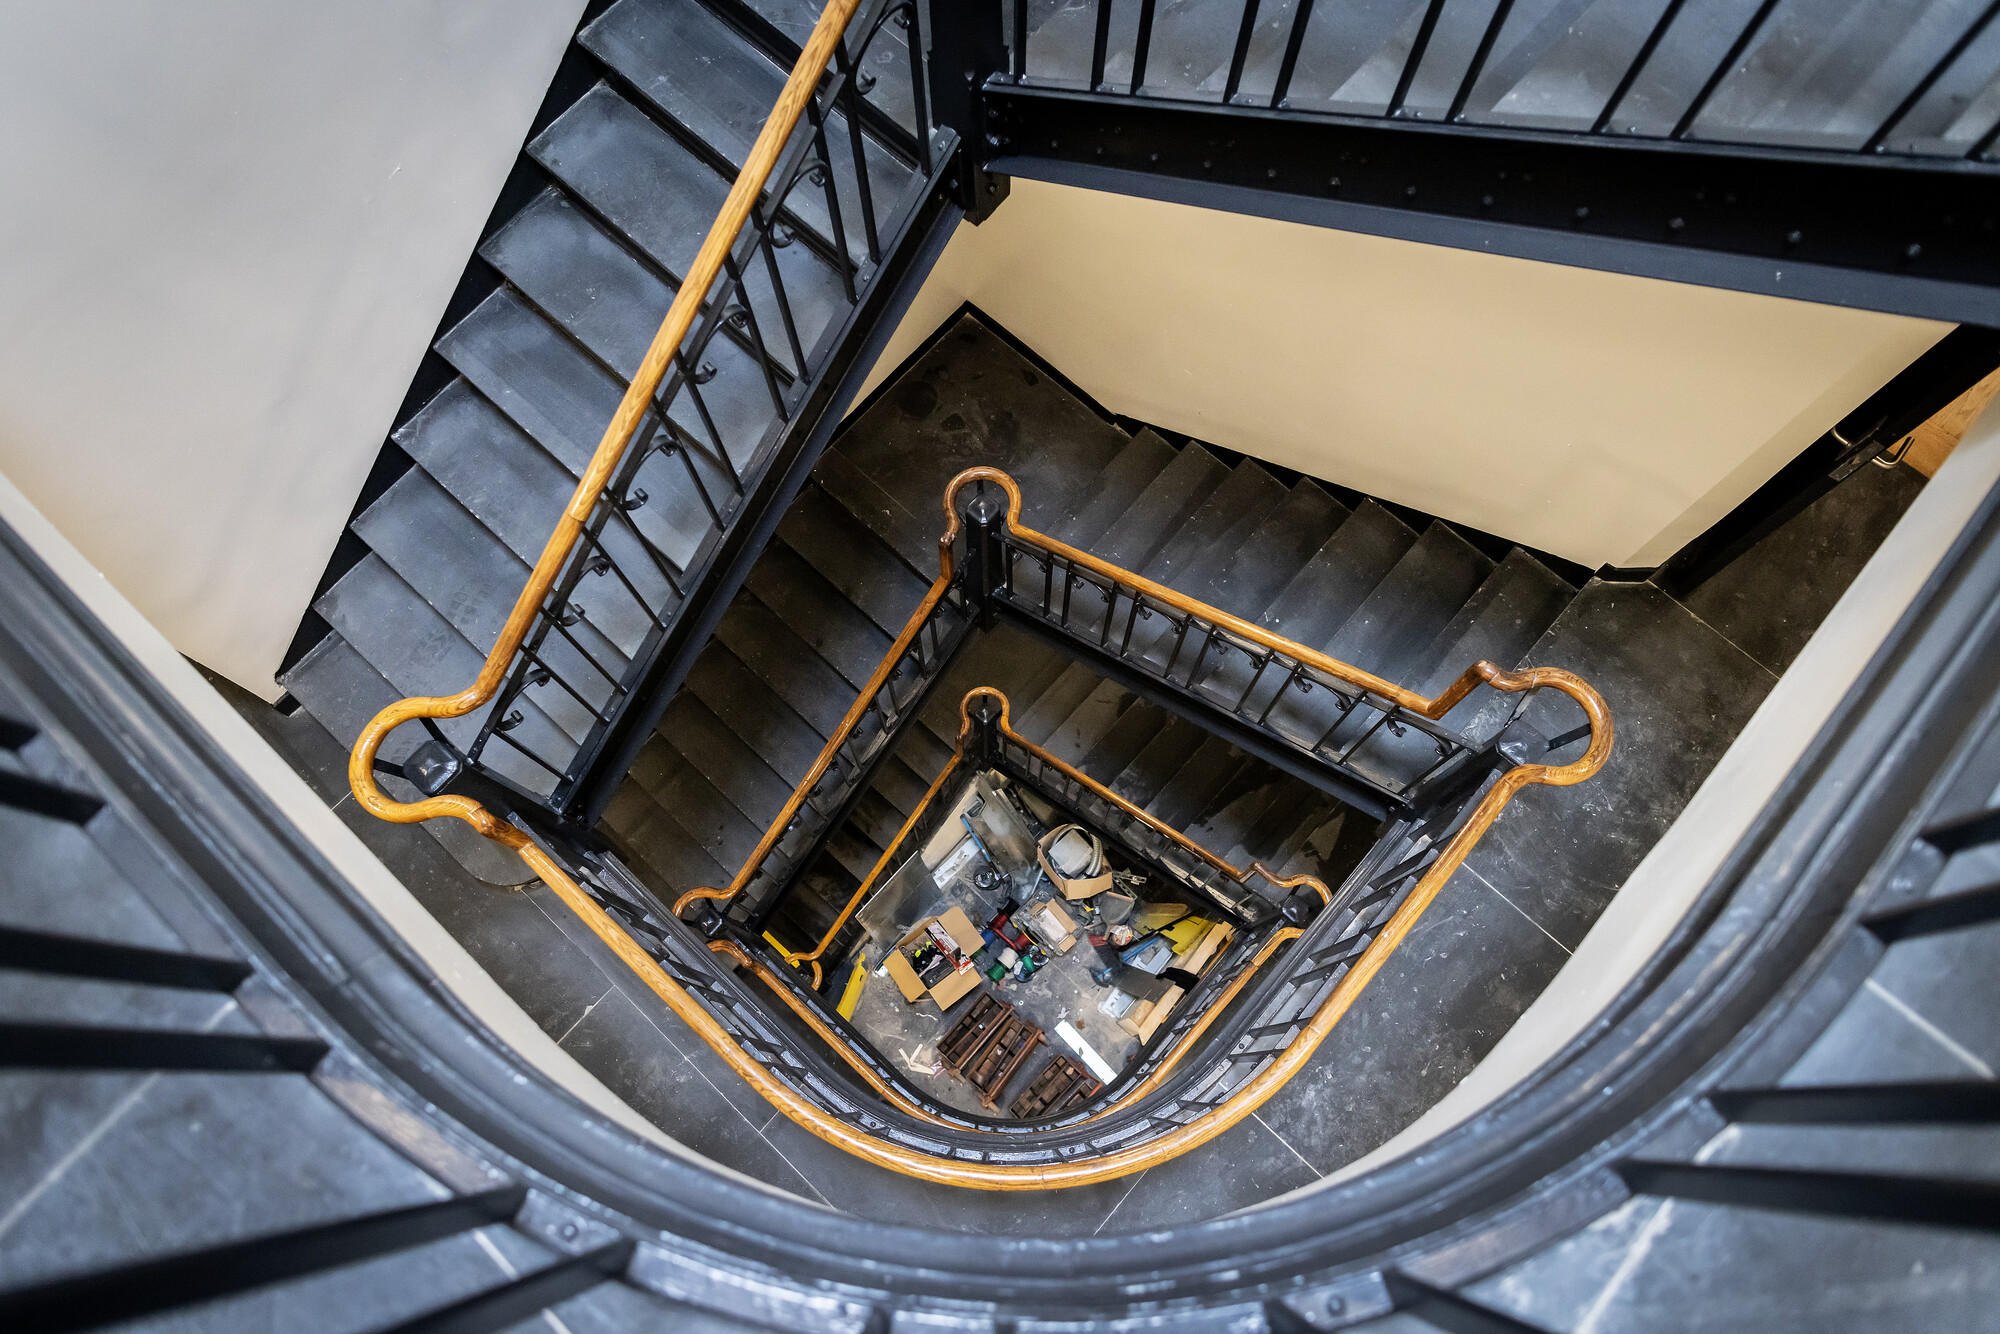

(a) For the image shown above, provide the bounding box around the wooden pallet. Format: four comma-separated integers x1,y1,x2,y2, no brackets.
1008,1054,1100,1119
938,993,1007,1074
962,1010,1045,1110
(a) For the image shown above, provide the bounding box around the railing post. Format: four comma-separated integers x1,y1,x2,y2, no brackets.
969,691,1003,770
925,0,1011,221
959,481,1006,630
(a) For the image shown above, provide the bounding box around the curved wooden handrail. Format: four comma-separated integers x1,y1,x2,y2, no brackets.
347,0,864,838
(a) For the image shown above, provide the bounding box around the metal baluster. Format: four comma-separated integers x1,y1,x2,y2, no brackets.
1591,0,1687,133
1863,0,2000,153
1118,591,1148,655
1269,0,1315,107
753,233,808,390
577,530,662,631
1129,0,1157,92
544,610,623,690
517,646,612,723
1447,0,1515,122
1040,547,1054,614
720,257,788,414
671,442,726,529
605,502,687,601
1013,0,1028,81
831,38,882,261
1671,0,1782,139
900,5,934,169
1334,708,1395,764
668,350,740,493
1386,0,1449,117
1060,559,1076,627
1232,652,1272,714
1256,663,1303,725
1159,614,1193,678
1090,0,1116,90
1223,0,1262,104
803,103,858,298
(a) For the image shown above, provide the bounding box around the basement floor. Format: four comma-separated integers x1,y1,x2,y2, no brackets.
229,324,1930,1236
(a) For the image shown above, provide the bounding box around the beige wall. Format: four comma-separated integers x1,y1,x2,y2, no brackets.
0,3,584,700
861,179,1947,570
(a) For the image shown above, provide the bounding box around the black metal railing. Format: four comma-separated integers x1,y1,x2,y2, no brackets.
451,0,946,814
1002,0,2000,161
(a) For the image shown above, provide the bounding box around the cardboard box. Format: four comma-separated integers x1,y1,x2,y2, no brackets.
1037,829,1115,901
884,907,986,1009
1025,898,1079,954
1119,920,1235,1040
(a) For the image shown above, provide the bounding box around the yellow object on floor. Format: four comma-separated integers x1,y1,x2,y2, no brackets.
1162,916,1214,952
763,931,799,966
837,952,868,1019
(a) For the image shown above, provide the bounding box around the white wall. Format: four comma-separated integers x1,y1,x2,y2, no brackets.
860,179,1948,570
0,3,584,700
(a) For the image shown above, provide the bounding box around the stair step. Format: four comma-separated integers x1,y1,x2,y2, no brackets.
1081,696,1173,780
1415,550,1578,703
1323,522,1497,684
847,789,907,856
436,287,720,572
1185,761,1291,861
480,187,773,470
353,470,635,705
393,381,679,630
1259,499,1420,647
1095,442,1229,574
824,825,884,885
1112,713,1207,808
625,736,764,870
868,753,934,818
811,445,935,576
1055,429,1176,547
583,0,912,265
918,624,1068,750
529,82,845,361
684,645,827,783
602,780,732,897
1149,737,1247,831
657,692,793,830
733,0,920,134
1015,662,1104,746
1042,680,1138,769
314,555,572,795
714,594,855,737
743,542,894,691
1145,458,1288,588
278,634,527,885
1230,783,1326,869
1207,480,1349,619
893,716,957,780
777,483,932,636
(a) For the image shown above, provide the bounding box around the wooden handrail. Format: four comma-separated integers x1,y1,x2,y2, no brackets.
347,0,863,841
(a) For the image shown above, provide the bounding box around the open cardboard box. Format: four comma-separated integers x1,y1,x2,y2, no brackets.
1037,828,1114,901
883,905,986,1010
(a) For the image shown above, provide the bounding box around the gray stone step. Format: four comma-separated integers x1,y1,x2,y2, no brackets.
1146,458,1289,590
742,541,894,691
1014,661,1105,746
734,0,920,133
480,187,773,474
657,690,794,831
1111,712,1208,809
1095,442,1230,575
684,643,827,785
528,82,845,364
777,482,931,636
1207,480,1349,619
1259,499,1420,647
583,0,913,266
625,733,764,871
1043,679,1139,769
602,778,732,898
1054,428,1176,547
713,594,855,738
1323,522,1497,685
1149,736,1249,830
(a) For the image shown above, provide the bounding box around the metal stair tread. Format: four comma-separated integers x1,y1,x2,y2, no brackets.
528,82,845,359
1054,428,1176,547
625,735,766,870
867,752,933,817
732,0,919,130
603,778,732,896
434,287,716,573
1041,679,1137,768
583,0,912,264
1094,442,1230,574
1081,696,1174,780
714,594,857,738
480,187,774,470
742,542,894,691
1207,480,1349,618
1148,736,1248,831
916,624,1070,750
312,554,569,795
811,444,935,576
1415,549,1578,702
1321,521,1497,685
1145,458,1289,589
353,465,638,675
847,789,906,855
822,824,885,885
658,691,795,831
683,644,827,784
1259,499,1420,647
777,482,932,636
1014,662,1105,746
1111,712,1207,808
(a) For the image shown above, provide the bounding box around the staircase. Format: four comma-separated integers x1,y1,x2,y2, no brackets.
602,312,1586,976
279,0,923,881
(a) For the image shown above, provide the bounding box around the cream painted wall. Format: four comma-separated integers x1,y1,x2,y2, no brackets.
0,3,585,700
859,178,1948,570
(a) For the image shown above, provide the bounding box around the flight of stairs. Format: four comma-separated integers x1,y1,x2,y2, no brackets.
603,314,1584,974
278,0,916,879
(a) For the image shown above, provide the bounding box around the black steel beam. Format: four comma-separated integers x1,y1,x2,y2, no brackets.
1864,879,2000,942
1617,1160,2000,1230
991,601,1396,819
0,1023,328,1073
979,84,2000,326
383,1240,634,1334
0,768,104,824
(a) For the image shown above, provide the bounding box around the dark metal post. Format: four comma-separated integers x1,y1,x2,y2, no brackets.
970,691,1003,770
960,482,1005,629
926,0,1011,221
